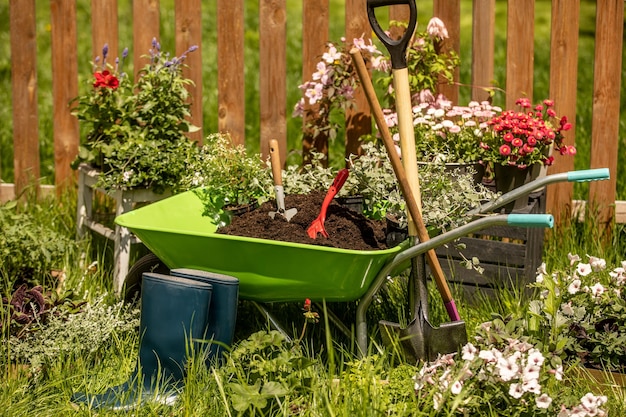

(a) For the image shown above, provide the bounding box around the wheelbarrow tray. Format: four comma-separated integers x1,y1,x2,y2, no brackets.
115,189,406,303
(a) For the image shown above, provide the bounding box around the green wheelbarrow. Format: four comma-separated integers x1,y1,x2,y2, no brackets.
115,168,609,358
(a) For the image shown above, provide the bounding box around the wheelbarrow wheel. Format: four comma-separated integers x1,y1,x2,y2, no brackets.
123,252,170,303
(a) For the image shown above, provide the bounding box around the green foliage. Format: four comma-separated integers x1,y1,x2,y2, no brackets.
182,133,273,226
0,200,77,289
4,298,139,379
347,142,497,230
529,255,626,372
71,41,200,193
218,330,318,414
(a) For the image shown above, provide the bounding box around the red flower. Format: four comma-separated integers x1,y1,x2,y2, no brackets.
511,138,524,148
93,70,119,89
303,298,311,312
499,144,511,156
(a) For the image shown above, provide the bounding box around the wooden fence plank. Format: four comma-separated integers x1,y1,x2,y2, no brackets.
175,0,203,143
9,0,40,195
259,0,287,162
505,0,534,109
589,0,624,225
344,0,371,160
433,0,460,104
133,0,160,79
50,0,79,191
471,0,495,103
301,0,329,164
545,0,579,223
217,0,245,147
389,3,409,40
91,0,119,63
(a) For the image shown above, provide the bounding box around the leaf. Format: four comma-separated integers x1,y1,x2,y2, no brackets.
260,381,289,397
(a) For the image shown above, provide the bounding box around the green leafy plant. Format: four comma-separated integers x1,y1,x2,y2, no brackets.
218,330,318,414
529,254,626,373
181,133,273,226
347,142,497,231
5,297,139,377
0,200,76,288
71,39,200,193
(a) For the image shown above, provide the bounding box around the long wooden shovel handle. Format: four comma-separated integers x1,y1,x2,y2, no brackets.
350,48,459,320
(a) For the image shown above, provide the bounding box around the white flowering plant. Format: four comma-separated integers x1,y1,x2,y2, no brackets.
413,319,608,416
383,94,501,164
529,254,626,373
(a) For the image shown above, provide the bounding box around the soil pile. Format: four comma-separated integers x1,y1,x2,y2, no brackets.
217,191,389,251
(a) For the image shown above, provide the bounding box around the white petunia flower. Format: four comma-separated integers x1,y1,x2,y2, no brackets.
588,255,607,271
536,393,553,409
568,279,582,294
577,263,592,276
590,282,605,298
508,383,524,399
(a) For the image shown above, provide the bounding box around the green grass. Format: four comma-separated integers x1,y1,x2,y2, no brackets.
0,1,624,198
2,185,626,415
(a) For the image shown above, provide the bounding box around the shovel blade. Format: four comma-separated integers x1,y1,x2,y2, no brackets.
269,208,298,222
379,318,467,363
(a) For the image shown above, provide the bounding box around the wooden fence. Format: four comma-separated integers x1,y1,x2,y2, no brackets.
4,0,624,224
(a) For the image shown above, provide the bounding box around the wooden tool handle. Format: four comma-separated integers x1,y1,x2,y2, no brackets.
269,139,283,186
350,48,455,306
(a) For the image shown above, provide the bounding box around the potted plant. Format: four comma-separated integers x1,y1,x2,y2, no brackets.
346,142,497,235
378,94,499,185
71,39,200,194
479,98,575,211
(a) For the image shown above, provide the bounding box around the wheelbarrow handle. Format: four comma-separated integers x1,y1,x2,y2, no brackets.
507,214,554,228
567,168,610,182
367,0,417,69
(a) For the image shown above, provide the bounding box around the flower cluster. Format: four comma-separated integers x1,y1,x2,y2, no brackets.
414,339,607,416
530,254,626,372
72,39,199,193
384,93,501,164
293,36,386,143
293,18,459,149
480,98,575,169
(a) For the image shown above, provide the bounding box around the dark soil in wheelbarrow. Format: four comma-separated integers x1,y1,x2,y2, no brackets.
217,191,390,251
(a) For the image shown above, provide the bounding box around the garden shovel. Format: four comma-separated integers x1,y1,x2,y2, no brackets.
366,0,462,322
363,0,467,360
269,139,297,221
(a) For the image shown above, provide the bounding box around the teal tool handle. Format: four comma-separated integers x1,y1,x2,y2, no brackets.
567,168,609,182
507,214,554,228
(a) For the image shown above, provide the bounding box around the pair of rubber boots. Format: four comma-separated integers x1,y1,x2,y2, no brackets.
71,268,239,410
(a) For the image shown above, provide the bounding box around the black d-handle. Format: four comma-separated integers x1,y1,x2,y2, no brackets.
367,0,417,70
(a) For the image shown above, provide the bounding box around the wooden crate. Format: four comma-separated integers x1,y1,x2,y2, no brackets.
435,191,546,299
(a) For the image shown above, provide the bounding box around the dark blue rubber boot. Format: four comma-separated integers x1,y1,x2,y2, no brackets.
71,273,212,410
170,269,239,364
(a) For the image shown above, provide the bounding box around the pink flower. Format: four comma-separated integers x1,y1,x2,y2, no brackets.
511,138,524,147
499,144,511,156
426,17,449,40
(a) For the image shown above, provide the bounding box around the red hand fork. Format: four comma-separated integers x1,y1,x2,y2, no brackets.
307,169,350,239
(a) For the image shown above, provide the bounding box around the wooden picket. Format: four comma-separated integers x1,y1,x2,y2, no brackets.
2,0,624,224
